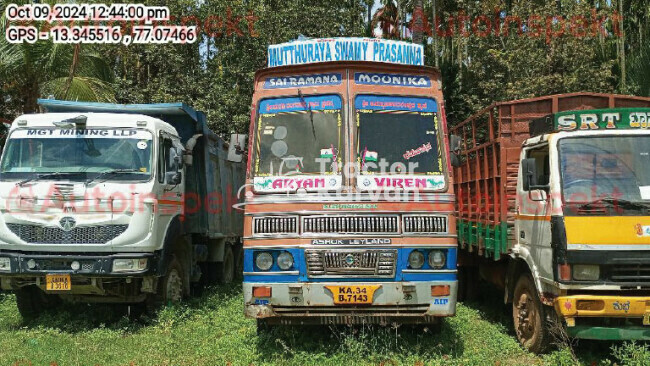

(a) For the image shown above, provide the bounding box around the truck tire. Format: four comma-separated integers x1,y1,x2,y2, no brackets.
512,274,552,353
256,319,269,334
465,266,480,301
217,245,235,284
158,257,184,305
15,286,60,319
235,246,244,280
456,267,467,302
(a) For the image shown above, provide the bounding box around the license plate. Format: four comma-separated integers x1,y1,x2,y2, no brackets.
46,274,71,291
326,285,381,305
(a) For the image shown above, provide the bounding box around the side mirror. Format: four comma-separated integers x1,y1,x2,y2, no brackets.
166,171,182,185
522,158,538,192
449,134,462,167
169,147,183,170
227,134,247,163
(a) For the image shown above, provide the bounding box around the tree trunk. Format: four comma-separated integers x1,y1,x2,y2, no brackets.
433,0,438,68
412,0,424,44
619,0,626,89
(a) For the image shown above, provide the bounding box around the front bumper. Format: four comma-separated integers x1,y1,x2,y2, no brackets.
244,281,457,325
0,251,159,282
555,295,650,340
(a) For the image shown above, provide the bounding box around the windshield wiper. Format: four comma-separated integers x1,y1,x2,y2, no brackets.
578,197,649,211
85,169,142,185
17,172,81,186
298,89,316,139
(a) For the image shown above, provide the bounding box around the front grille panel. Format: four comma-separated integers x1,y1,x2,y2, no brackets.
303,216,398,234
403,215,448,233
253,216,298,235
306,249,397,277
610,265,650,282
7,224,128,244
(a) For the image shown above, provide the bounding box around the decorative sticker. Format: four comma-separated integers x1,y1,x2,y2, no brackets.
432,298,449,306
635,224,650,237
354,72,432,88
612,301,631,313
259,95,342,114
357,174,445,191
354,95,437,113
253,175,342,192
320,148,334,159
363,150,378,162
263,73,342,89
403,142,432,160
10,129,153,139
137,140,148,150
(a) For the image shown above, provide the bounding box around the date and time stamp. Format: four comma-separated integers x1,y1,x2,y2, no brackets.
5,3,197,45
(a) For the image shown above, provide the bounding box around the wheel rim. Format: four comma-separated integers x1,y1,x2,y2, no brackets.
514,290,537,346
223,250,234,283
166,268,183,303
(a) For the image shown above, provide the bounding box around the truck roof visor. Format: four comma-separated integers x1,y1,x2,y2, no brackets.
52,115,87,129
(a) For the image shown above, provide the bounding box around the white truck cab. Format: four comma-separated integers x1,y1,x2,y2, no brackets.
0,100,245,317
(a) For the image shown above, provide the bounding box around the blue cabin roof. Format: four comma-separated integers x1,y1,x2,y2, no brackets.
37,99,208,143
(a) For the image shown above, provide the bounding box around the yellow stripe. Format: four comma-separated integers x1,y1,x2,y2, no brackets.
565,216,650,245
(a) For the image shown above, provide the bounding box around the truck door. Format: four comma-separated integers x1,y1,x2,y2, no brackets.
515,144,554,281
157,136,184,220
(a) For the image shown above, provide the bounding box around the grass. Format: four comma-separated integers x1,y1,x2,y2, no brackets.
0,286,647,366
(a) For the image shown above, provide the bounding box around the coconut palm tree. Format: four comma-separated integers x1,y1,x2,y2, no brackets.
0,1,114,114
371,0,401,39
412,0,425,44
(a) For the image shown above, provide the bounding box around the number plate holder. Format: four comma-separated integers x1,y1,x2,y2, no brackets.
46,274,71,291
325,285,381,305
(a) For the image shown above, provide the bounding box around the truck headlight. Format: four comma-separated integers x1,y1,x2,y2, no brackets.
0,257,10,272
255,252,273,271
573,264,599,281
112,258,148,273
277,252,294,270
408,250,425,269
428,250,446,269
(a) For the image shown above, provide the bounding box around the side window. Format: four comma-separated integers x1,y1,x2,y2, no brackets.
526,145,550,190
158,137,172,183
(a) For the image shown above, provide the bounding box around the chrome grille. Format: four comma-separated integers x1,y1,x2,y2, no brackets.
610,265,650,282
305,249,397,277
53,183,75,198
253,216,298,235
303,215,398,234
403,215,448,234
7,224,128,244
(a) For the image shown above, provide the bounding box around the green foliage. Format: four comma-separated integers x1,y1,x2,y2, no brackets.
0,286,647,365
1,0,648,134
610,342,650,366
433,0,619,127
0,1,115,113
628,33,650,96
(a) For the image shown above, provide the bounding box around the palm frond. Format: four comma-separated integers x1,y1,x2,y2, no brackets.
42,76,115,103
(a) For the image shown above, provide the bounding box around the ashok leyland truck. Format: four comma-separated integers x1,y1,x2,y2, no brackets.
450,93,650,352
0,100,245,317
244,38,457,328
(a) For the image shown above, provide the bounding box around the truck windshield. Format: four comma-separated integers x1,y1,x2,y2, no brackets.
559,136,650,204
254,95,342,176
0,128,153,181
356,95,444,175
